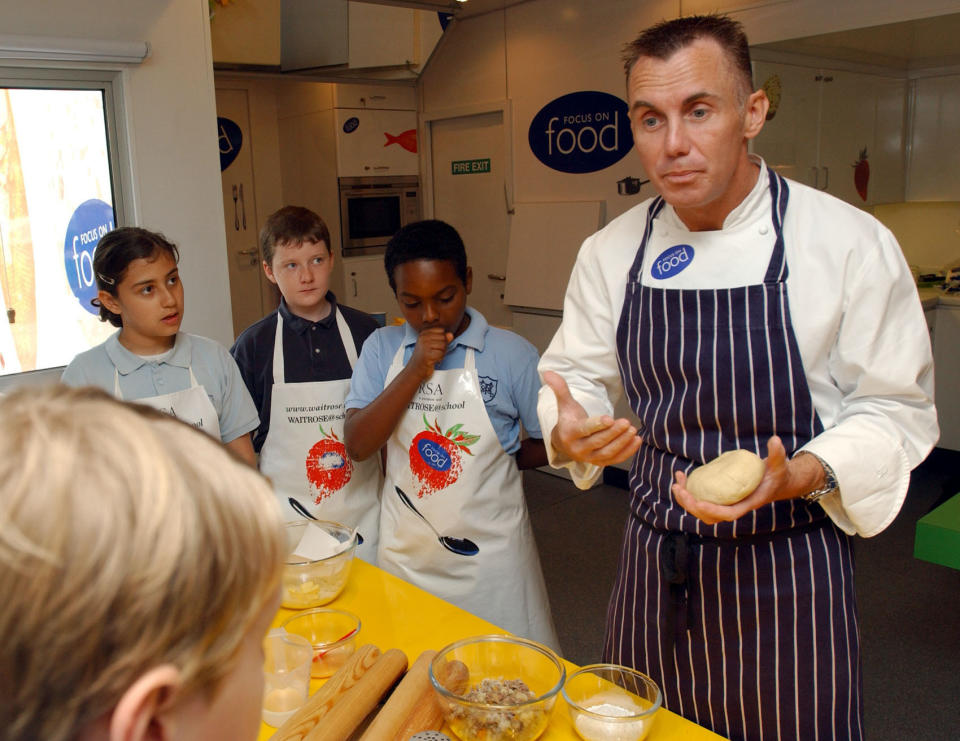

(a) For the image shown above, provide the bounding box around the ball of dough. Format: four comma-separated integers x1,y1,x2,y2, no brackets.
686,449,765,505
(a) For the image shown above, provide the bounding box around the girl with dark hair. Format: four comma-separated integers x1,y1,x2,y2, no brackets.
61,227,259,465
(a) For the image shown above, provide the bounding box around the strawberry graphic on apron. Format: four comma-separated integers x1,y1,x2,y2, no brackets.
305,424,354,504
409,414,479,497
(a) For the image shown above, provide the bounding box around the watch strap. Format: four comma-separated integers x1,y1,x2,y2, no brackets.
795,450,838,503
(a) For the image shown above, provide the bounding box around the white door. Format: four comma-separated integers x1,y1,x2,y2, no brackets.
215,87,266,338
429,111,512,329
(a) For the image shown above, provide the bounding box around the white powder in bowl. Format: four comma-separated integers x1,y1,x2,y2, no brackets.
574,702,652,741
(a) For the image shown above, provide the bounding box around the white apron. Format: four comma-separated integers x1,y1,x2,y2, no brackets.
259,310,381,562
378,344,559,649
115,364,221,439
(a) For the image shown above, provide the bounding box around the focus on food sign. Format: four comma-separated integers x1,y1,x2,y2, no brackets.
528,91,632,173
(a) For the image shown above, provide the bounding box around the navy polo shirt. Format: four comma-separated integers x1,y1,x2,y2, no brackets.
230,293,379,452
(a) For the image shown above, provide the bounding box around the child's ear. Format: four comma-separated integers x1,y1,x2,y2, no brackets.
262,261,278,284
108,664,181,741
464,266,473,295
97,290,122,316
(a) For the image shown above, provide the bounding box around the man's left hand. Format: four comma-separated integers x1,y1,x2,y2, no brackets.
672,436,824,524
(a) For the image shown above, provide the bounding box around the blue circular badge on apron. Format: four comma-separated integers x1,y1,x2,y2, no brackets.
651,244,694,280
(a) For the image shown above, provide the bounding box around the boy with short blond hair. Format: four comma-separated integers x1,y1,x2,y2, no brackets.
0,385,285,741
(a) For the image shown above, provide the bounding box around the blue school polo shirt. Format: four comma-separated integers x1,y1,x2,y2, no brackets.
345,306,543,454
60,331,259,444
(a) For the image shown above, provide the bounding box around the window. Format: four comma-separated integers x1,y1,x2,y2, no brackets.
0,68,130,384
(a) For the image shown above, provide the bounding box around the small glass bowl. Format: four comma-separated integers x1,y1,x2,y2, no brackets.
281,519,357,609
429,634,565,741
281,608,360,679
562,664,662,741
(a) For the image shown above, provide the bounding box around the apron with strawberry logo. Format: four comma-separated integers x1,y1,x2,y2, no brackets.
259,310,381,562
378,344,559,649
114,364,221,440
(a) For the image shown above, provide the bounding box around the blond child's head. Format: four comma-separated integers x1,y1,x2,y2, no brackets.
0,385,286,741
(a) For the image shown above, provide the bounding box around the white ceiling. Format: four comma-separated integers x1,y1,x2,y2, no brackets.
755,12,960,69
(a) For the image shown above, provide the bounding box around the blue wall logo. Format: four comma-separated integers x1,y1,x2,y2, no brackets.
528,91,632,173
64,199,115,315
651,244,694,280
217,117,243,171
343,116,360,134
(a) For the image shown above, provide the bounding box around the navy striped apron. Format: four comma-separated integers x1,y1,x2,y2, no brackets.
605,172,863,741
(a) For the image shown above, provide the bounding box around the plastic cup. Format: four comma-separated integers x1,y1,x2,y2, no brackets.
261,630,313,727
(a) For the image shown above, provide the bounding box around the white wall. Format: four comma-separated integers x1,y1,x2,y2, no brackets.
2,0,234,362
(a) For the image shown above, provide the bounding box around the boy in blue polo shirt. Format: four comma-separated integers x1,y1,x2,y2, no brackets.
344,219,558,648
231,206,381,560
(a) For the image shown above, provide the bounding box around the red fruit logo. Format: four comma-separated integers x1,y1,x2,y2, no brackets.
305,425,353,504
409,415,479,498
852,147,869,202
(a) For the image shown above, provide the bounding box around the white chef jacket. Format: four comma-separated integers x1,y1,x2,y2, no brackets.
538,157,938,538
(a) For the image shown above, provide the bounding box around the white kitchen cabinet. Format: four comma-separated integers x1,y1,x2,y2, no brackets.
334,83,416,111
933,304,960,451
335,109,418,177
342,256,397,319
752,61,905,206
906,74,960,201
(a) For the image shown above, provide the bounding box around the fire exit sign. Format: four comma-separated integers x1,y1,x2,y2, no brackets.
451,158,491,175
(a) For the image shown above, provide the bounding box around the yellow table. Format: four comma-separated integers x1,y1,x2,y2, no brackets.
260,559,725,740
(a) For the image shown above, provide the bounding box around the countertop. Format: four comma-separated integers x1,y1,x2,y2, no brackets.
259,559,725,740
918,286,960,310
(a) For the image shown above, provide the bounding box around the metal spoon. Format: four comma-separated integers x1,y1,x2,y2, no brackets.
394,486,479,557
287,497,364,545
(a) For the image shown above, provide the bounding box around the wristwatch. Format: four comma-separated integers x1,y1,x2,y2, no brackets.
795,450,838,503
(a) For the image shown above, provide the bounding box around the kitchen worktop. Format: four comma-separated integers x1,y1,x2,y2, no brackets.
260,559,725,740
918,286,960,310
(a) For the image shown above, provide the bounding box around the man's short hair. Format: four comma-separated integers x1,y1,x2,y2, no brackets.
622,14,754,100
260,205,332,266
384,219,468,293
0,385,286,741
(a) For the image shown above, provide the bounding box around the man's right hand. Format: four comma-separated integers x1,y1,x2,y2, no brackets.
542,370,642,466
408,327,453,381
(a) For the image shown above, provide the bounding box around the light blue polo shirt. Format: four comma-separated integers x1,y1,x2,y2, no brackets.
345,306,542,454
61,331,259,444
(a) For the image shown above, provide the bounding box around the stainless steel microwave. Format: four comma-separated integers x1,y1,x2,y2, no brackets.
338,175,421,256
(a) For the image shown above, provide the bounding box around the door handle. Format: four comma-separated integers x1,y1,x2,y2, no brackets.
487,274,506,281
820,166,829,191
231,184,239,230
236,248,258,256
810,166,819,189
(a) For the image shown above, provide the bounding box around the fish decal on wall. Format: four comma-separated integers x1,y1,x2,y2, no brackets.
384,129,417,153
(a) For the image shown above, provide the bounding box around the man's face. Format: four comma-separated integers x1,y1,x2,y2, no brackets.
626,38,767,228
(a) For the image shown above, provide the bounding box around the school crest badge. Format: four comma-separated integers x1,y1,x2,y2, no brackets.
478,375,498,403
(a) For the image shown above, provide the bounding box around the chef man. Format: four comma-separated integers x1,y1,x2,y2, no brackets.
537,14,938,741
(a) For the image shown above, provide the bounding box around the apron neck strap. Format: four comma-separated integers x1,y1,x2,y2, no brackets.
273,307,358,383
627,196,666,282
762,169,790,284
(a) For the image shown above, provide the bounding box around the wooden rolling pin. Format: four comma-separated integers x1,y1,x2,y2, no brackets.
390,658,469,741
270,644,381,741
359,650,437,740
304,648,409,741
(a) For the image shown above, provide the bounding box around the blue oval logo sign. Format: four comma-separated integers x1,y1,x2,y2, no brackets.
651,244,694,280
528,91,632,173
343,116,360,134
417,439,452,472
63,199,115,315
217,117,242,171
